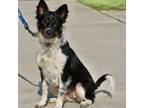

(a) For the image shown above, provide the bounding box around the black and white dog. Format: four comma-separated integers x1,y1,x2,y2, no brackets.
35,0,115,108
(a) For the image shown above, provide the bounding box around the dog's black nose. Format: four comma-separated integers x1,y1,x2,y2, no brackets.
44,28,53,37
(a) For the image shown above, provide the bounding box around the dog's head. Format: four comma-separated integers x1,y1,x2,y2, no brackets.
36,0,68,43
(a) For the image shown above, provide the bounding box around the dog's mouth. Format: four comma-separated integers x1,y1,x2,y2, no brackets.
43,34,55,39
42,28,59,39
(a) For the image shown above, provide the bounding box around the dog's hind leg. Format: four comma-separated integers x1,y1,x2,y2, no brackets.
75,83,92,108
35,79,48,108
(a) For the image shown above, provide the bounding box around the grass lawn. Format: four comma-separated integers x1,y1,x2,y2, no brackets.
78,0,126,10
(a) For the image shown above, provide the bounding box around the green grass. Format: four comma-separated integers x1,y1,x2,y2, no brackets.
78,0,126,10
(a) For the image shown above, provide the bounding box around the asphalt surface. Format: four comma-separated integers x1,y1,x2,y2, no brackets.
18,0,126,108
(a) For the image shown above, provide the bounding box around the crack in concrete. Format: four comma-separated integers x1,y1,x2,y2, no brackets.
97,10,126,24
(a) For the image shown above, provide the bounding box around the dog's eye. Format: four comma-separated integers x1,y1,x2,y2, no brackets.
46,19,49,23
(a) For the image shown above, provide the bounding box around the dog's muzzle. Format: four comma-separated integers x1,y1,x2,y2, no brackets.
44,28,53,38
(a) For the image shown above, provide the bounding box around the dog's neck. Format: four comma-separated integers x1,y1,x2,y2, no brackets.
38,33,67,49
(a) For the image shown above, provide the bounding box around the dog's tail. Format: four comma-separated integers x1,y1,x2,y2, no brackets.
94,74,115,98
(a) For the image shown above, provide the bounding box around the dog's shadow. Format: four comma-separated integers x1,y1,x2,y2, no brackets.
37,80,55,98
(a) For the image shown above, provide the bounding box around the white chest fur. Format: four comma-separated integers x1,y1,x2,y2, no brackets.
37,44,67,85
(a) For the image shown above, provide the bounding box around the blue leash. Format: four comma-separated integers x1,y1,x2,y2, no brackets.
18,8,38,37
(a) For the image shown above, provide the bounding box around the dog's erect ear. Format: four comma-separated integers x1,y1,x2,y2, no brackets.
56,4,68,23
36,0,49,17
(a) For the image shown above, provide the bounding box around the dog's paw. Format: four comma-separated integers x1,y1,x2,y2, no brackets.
53,106,62,108
80,100,92,108
53,104,63,108
35,100,47,108
48,98,57,104
35,104,44,108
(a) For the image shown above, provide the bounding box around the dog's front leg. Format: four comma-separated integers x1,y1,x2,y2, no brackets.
36,79,48,108
55,78,66,108
55,75,71,108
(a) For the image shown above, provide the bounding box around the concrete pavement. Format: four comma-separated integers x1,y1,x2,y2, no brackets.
101,10,126,23
18,0,126,108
